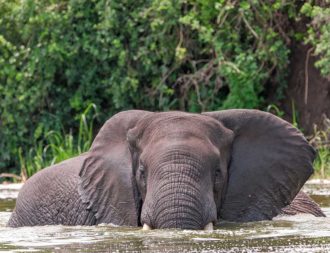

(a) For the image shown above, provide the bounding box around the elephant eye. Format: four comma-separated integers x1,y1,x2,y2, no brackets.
140,165,145,175
138,163,146,180
136,163,147,199
137,163,147,191
214,168,222,179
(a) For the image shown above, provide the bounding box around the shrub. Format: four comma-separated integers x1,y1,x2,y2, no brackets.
0,0,329,174
301,1,330,77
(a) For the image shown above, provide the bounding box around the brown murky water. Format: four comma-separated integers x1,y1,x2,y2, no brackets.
0,181,329,252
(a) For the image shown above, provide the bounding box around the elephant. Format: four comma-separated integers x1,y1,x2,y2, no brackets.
7,109,325,229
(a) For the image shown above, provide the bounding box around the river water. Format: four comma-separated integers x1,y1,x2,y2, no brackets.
0,181,329,252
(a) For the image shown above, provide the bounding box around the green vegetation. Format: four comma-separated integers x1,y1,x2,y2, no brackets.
18,104,97,179
0,0,329,178
301,1,330,76
310,126,330,178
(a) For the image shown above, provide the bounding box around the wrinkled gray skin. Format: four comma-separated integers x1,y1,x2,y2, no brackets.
8,110,325,229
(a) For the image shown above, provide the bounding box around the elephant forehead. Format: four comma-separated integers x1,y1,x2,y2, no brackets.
131,112,233,152
138,112,222,137
141,141,221,168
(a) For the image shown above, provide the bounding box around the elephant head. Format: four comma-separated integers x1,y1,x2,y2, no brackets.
78,110,315,230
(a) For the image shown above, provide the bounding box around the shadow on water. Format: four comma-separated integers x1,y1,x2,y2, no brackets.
0,182,329,252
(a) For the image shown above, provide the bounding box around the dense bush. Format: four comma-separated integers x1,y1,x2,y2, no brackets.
0,0,328,173
301,1,330,76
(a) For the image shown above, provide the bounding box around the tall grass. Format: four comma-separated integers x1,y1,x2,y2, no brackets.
19,104,98,179
310,126,330,178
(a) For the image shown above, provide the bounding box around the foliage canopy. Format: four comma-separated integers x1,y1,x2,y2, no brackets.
0,0,329,172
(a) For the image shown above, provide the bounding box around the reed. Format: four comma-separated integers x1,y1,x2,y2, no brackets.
310,126,330,178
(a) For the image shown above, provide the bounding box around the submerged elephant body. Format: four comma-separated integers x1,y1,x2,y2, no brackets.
8,155,96,226
8,110,325,229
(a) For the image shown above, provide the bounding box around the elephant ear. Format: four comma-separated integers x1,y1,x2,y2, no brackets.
78,110,152,226
203,109,316,222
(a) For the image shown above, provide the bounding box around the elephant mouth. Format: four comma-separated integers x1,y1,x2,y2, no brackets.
142,222,214,231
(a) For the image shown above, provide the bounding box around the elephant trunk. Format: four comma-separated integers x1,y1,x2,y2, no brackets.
153,185,204,229
141,162,217,230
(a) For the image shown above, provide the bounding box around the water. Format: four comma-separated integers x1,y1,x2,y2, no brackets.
0,181,329,252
